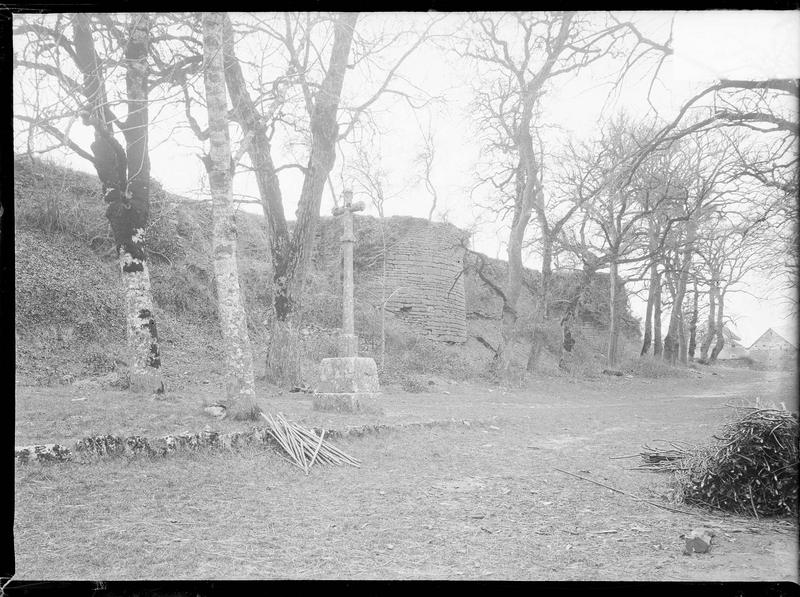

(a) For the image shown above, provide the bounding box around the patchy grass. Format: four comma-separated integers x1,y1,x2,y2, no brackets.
14,383,426,447
15,366,796,447
619,355,692,378
13,368,798,580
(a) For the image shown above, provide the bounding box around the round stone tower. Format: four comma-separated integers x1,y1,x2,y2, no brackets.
382,218,468,343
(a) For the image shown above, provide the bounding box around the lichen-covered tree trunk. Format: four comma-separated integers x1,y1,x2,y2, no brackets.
709,291,726,363
699,282,717,362
120,258,162,392
202,12,258,419
121,14,162,393
74,13,163,394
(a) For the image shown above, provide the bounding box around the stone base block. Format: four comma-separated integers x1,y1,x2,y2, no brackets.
313,392,383,414
317,357,380,393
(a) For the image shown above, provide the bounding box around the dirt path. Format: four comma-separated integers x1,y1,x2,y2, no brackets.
13,367,798,580
16,364,795,446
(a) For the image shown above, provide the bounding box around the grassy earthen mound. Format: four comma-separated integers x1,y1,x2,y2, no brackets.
678,406,798,517
14,155,639,387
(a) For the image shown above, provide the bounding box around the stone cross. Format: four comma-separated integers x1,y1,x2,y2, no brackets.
332,190,364,358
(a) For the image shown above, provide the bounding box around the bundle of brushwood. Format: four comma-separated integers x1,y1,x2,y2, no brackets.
261,412,361,474
678,406,798,517
635,440,695,472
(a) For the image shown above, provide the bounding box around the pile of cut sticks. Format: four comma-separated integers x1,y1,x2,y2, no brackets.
261,412,361,473
614,440,695,472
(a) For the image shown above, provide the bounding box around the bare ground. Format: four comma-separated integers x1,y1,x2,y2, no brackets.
13,366,799,580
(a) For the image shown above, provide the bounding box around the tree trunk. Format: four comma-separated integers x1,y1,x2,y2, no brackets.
663,294,681,365
495,95,539,378
74,13,163,394
526,236,552,372
278,12,358,314
485,17,574,378
494,208,523,376
607,259,620,368
526,331,545,372
678,309,688,365
495,192,533,377
202,11,258,420
558,266,593,371
495,226,527,377
221,13,358,385
265,319,303,387
121,14,163,394
653,268,663,357
222,14,288,265
709,291,726,363
663,220,696,365
640,261,658,356
641,217,661,356
699,282,717,362
269,13,357,383
559,305,576,371
606,259,619,368
688,281,699,360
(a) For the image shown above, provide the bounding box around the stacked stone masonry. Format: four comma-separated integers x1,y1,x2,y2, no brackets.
381,220,468,343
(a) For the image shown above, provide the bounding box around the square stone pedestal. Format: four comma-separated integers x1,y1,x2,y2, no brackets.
313,356,382,414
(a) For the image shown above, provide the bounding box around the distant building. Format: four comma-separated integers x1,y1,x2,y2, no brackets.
717,325,749,360
747,328,797,369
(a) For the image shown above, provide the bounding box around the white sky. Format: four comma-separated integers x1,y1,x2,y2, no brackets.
14,10,800,347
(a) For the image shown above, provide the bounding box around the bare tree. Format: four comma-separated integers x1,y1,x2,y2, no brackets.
687,279,699,360
460,11,671,377
553,255,603,372
695,212,771,364
14,13,165,394
201,12,258,419
205,12,438,384
210,12,358,384
516,136,587,372
637,147,682,357
564,115,685,367
659,130,780,363
413,115,439,222
636,78,798,313
349,139,399,370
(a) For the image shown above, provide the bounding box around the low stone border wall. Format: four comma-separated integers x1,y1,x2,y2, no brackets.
15,417,495,466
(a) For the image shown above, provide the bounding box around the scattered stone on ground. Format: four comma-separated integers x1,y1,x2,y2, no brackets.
203,404,227,419
682,527,715,555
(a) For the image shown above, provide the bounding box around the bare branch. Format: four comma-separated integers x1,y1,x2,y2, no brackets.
14,113,95,163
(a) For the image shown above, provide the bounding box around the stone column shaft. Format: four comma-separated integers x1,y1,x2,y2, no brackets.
334,191,362,358
341,209,356,356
